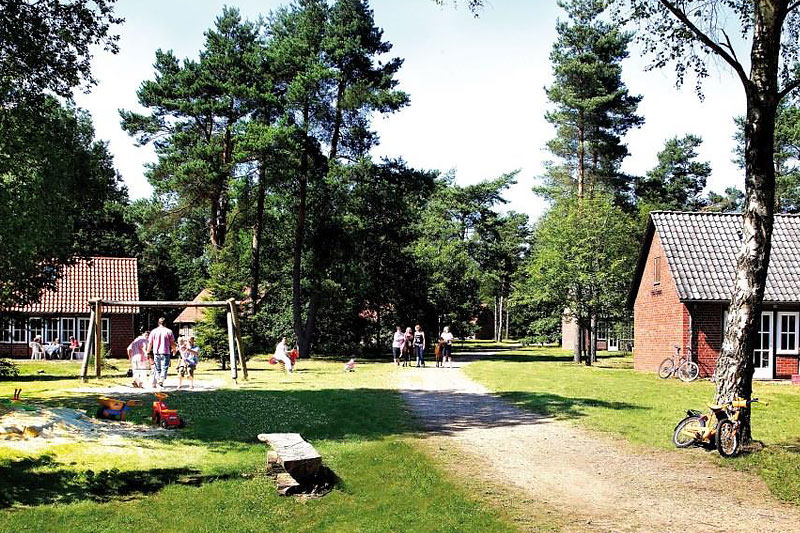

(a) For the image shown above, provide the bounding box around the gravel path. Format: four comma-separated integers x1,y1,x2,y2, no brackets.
398,362,800,533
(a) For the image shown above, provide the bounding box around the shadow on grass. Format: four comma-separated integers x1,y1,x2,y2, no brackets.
0,454,241,509
401,389,644,435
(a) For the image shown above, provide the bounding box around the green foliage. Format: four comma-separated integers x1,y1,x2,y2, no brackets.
0,0,122,105
636,134,711,211
0,359,19,379
0,98,132,307
705,187,745,213
734,98,800,213
518,195,637,335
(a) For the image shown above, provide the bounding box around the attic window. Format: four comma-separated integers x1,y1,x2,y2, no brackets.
653,256,661,285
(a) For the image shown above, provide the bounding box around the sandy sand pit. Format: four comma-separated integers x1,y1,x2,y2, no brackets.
0,404,169,452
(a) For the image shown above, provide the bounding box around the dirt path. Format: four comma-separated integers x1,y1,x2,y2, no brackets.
398,362,800,533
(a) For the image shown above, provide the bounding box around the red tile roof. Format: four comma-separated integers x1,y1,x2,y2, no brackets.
5,257,139,314
174,289,213,324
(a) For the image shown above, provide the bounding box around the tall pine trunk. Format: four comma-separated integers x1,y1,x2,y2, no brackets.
249,159,267,314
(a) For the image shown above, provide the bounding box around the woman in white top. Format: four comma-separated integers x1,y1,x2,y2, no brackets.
274,336,293,374
392,326,405,366
440,326,454,368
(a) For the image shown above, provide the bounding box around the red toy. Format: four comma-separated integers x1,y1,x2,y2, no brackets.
152,393,185,429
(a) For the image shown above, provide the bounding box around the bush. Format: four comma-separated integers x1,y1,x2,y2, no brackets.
0,359,19,379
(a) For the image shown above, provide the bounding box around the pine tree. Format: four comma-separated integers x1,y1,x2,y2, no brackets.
539,0,642,205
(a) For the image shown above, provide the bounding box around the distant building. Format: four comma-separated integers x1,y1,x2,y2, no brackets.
629,211,800,379
174,288,214,338
0,257,139,358
561,312,632,352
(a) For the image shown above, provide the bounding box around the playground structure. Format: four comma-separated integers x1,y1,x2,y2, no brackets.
79,298,248,383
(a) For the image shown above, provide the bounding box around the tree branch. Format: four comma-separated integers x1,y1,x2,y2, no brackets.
658,0,750,89
778,77,800,101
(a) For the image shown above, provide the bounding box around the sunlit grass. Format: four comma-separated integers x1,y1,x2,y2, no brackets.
0,355,520,533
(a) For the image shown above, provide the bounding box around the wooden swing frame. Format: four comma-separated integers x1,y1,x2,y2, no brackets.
79,298,248,383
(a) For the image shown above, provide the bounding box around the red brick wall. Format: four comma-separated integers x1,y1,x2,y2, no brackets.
110,314,134,358
777,355,799,379
692,303,724,378
634,232,689,372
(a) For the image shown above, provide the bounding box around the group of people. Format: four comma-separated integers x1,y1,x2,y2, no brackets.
126,317,199,390
29,335,80,360
272,336,299,374
392,325,454,367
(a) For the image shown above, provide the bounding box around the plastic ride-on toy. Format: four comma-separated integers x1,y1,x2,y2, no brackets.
152,393,185,429
96,397,142,421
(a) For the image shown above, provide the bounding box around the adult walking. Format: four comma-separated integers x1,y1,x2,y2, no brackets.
392,326,405,366
413,324,426,367
147,317,176,388
440,326,454,368
127,328,150,388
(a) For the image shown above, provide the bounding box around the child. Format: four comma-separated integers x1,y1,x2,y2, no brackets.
344,358,356,372
177,336,199,390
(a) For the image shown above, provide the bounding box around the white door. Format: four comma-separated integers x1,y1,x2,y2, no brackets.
753,312,773,380
608,336,619,351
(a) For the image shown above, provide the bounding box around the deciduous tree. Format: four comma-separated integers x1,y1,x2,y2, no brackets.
614,0,800,432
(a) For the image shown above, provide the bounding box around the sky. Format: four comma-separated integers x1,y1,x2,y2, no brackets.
72,0,747,222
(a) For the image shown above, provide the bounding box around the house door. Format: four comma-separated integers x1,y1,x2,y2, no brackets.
753,311,773,380
608,336,619,351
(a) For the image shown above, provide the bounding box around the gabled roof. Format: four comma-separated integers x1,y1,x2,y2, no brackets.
628,211,800,306
174,289,213,324
5,257,139,314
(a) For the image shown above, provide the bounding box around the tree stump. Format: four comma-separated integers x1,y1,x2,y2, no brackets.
257,433,322,483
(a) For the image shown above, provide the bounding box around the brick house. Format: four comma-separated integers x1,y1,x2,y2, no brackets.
0,257,139,358
629,212,800,379
174,289,213,338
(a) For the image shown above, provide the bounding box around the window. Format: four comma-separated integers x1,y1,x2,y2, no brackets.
597,322,607,341
12,319,26,343
102,318,110,344
777,312,799,354
653,256,661,284
0,319,10,343
28,318,43,341
61,318,75,342
45,318,59,342
77,318,90,343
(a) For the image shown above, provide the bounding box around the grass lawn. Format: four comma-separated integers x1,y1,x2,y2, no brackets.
465,346,800,504
0,357,521,533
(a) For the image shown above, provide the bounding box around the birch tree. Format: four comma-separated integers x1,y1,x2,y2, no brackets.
613,0,800,434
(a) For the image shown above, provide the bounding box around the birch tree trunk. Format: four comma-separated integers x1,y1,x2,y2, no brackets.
713,2,782,442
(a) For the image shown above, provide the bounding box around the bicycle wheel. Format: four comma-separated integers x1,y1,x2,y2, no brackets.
672,416,704,448
658,358,675,379
678,361,700,382
716,419,739,457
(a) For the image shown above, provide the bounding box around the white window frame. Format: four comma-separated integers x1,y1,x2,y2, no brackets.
12,319,27,343
597,322,607,341
44,317,59,343
777,311,799,355
28,317,44,341
60,318,75,342
77,318,90,344
102,318,110,344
